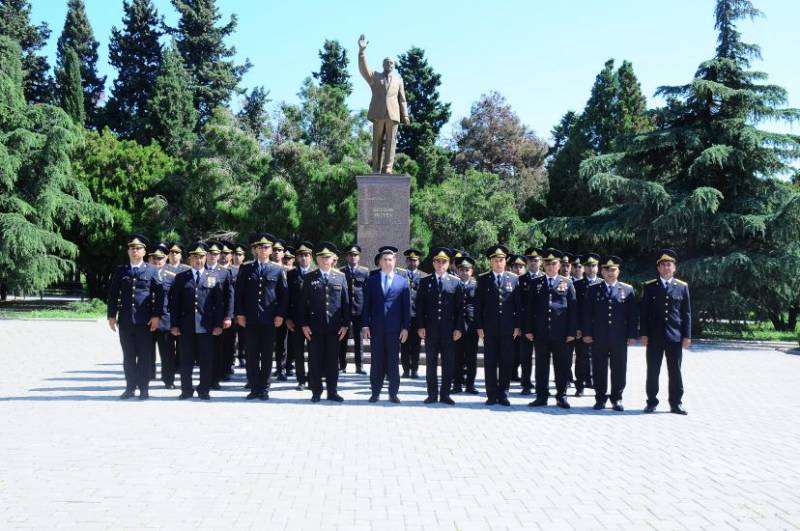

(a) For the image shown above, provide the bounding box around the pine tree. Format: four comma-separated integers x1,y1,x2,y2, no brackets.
60,47,84,125
312,39,352,95
0,0,53,103
170,0,251,127
236,85,270,142
541,0,800,331
0,36,108,295
105,0,164,143
56,0,106,128
396,46,451,162
146,42,197,156
614,60,652,143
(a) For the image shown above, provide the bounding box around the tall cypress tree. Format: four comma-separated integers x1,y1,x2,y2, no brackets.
105,0,164,143
61,47,84,125
0,0,53,103
56,0,106,128
396,46,451,161
0,36,108,294
312,39,352,95
236,85,270,142
170,0,251,127
146,41,198,156
542,0,800,330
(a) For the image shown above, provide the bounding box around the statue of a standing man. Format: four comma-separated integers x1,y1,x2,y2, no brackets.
358,34,409,175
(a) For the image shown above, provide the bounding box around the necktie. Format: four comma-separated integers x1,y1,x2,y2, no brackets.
607,284,612,297
496,275,502,289
549,277,555,289
322,272,328,284
195,271,200,285
383,274,389,295
437,277,443,292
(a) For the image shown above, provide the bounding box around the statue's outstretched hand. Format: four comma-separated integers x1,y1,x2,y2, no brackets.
358,34,368,51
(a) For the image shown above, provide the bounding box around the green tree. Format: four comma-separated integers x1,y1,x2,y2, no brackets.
105,0,164,143
236,85,270,143
453,91,548,210
0,36,108,295
541,0,800,331
0,0,53,103
396,46,451,163
146,42,197,157
72,128,178,297
55,0,105,128
170,0,251,127
60,47,84,125
313,39,352,95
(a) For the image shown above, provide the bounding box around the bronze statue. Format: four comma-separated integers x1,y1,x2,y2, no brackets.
358,34,409,175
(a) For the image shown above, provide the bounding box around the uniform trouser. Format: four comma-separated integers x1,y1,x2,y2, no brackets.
519,335,534,391
566,341,576,382
483,334,513,400
400,326,421,373
211,327,234,385
592,341,628,403
511,336,522,379
425,333,455,399
534,337,572,399
289,329,308,385
223,324,237,369
574,340,593,389
179,332,214,395
119,323,155,393
155,330,178,386
236,326,246,364
646,341,684,407
369,330,401,396
309,329,340,397
274,323,288,372
339,315,363,370
453,330,478,389
245,323,275,393
371,119,399,173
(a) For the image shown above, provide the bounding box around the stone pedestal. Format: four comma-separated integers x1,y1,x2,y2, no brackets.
356,174,410,265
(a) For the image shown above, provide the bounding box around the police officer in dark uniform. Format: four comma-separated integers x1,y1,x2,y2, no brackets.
234,233,288,400
452,255,479,395
169,242,227,400
526,248,577,409
400,248,426,378
573,253,602,396
271,239,290,381
149,242,179,389
475,245,521,407
218,240,239,381
107,234,164,400
340,245,369,374
231,242,247,368
516,247,542,395
640,249,691,415
298,242,350,402
285,241,315,390
416,247,464,405
582,256,639,411
507,253,527,388
204,240,234,390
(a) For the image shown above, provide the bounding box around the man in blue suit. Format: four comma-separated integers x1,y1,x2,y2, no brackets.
361,246,411,403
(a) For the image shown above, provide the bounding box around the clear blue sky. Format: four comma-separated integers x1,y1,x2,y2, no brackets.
30,0,800,141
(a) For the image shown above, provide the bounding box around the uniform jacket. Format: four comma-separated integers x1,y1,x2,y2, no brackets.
298,269,351,333
415,273,465,336
574,276,602,332
460,279,477,333
583,281,639,345
234,260,288,325
170,268,226,334
106,263,164,326
286,266,315,323
639,278,691,343
343,264,369,317
474,271,521,336
525,275,577,340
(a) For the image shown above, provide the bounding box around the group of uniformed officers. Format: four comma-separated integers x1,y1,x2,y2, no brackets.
107,233,691,414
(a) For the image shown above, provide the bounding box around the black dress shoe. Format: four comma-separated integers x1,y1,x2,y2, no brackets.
259,391,269,400
556,397,571,409
520,388,532,396
451,386,463,394
327,394,344,402
670,405,688,415
389,394,400,404
644,404,656,413
178,392,193,400
497,397,511,406
528,398,548,407
593,402,605,410
295,383,306,391
368,394,379,403
423,397,437,404
356,368,366,375
138,392,149,400
311,394,321,403
243,383,251,390
439,396,455,405
198,393,210,401
210,383,221,390
119,390,135,400
465,387,479,395
246,391,259,400
277,373,287,382
164,383,175,390
286,369,294,377
401,370,409,378
484,398,497,406
411,371,419,379
574,388,584,397
612,401,624,412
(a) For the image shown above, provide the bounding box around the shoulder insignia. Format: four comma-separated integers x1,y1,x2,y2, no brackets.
478,271,491,278
644,279,657,285
357,265,369,272
675,278,688,286
619,282,632,289
396,267,407,272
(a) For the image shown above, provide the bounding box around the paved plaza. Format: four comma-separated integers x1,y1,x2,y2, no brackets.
1,320,799,530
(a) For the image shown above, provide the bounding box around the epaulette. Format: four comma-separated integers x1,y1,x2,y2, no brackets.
446,273,459,281
357,265,369,272
675,278,688,286
507,271,519,277
331,268,342,274
478,271,492,278
397,267,407,272
644,279,657,285
619,282,632,289
163,270,176,277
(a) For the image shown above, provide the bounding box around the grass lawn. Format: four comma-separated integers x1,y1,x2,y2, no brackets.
697,321,799,342
0,299,105,320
